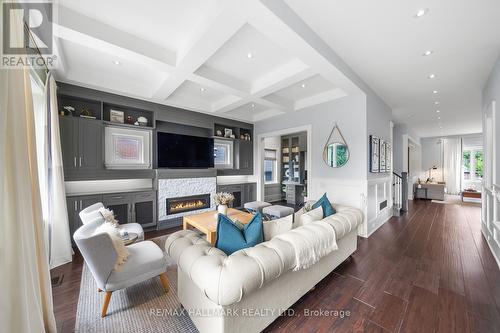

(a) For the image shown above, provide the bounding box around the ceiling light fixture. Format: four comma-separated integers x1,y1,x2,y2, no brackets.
433,90,438,94
438,116,441,120
247,52,253,59
422,50,433,56
112,60,121,65
436,110,440,113
434,101,440,105
428,74,436,79
200,87,206,92
301,83,306,88
414,8,429,18
251,103,255,108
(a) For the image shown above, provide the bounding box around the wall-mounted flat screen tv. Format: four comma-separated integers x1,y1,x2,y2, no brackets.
157,132,214,168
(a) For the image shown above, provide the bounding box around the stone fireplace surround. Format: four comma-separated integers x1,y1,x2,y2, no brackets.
157,176,217,222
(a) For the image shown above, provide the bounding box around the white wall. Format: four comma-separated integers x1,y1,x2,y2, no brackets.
481,53,500,267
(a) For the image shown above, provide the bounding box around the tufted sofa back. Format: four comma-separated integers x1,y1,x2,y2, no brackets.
165,204,363,306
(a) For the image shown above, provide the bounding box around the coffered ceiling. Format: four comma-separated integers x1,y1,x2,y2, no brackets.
51,0,358,122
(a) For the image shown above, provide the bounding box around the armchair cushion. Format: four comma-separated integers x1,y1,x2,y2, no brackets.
105,240,167,291
79,202,105,225
94,222,129,270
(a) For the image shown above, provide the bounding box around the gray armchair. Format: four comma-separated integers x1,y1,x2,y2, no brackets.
79,202,145,241
74,219,169,317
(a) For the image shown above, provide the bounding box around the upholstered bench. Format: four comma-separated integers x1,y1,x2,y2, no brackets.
244,201,272,213
262,205,295,219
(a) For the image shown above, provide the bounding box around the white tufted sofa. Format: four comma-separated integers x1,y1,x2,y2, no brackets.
165,204,363,333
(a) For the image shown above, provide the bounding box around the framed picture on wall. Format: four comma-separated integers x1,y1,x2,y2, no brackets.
385,143,392,171
370,135,380,172
380,140,387,172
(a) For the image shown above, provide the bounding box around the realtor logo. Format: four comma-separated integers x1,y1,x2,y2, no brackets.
2,1,52,54
2,1,56,68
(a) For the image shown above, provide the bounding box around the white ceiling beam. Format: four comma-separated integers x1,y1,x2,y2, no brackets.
251,59,313,96
153,2,248,100
294,88,347,110
248,0,363,97
55,6,176,69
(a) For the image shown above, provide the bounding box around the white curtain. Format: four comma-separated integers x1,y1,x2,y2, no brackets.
442,138,462,194
44,75,73,268
0,3,56,332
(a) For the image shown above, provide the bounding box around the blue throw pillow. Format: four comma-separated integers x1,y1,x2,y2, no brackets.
215,213,263,255
312,193,336,218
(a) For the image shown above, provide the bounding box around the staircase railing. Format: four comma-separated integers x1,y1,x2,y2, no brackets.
393,172,408,212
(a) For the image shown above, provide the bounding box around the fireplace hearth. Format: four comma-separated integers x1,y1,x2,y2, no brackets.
166,194,211,215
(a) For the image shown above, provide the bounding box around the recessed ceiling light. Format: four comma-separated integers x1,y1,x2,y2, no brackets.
414,8,429,18
433,90,438,94
200,87,206,92
247,52,253,59
112,60,121,65
428,74,436,79
422,50,433,56
434,101,440,105
436,110,440,113
251,103,255,108
301,83,306,88
438,116,441,120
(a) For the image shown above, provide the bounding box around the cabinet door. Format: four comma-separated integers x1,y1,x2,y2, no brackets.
243,183,256,205
239,141,253,174
66,197,79,245
59,117,78,172
73,194,103,231
133,192,156,228
103,193,132,224
78,119,102,170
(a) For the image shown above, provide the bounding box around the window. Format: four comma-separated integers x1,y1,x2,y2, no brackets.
264,149,277,184
462,148,483,191
214,139,233,169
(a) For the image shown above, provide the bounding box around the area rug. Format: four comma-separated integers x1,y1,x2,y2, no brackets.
75,235,198,332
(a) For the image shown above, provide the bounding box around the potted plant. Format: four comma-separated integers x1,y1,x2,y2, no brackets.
214,192,235,215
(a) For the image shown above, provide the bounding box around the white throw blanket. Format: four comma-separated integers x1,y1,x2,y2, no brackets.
275,221,338,271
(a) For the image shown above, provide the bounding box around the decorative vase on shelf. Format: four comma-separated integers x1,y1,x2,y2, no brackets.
217,204,228,215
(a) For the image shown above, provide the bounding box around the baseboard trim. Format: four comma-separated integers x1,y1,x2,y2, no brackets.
365,207,392,238
482,227,500,269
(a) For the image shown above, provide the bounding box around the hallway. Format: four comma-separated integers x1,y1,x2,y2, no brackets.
265,200,500,332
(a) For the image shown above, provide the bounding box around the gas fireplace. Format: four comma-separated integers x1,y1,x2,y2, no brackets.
166,194,211,215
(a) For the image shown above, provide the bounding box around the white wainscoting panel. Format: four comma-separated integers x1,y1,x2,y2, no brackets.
482,185,500,268
366,176,393,237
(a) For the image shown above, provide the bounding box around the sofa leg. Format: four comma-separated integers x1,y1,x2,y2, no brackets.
159,273,170,293
101,291,112,317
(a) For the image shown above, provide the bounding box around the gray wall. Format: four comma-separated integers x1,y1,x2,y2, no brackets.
366,94,393,179
256,95,366,181
421,137,442,172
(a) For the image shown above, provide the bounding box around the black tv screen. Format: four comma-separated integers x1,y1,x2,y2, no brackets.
157,132,214,168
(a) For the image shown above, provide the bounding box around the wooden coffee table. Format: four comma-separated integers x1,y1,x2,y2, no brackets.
183,208,254,245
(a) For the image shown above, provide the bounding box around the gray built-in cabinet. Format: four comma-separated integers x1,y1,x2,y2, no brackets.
59,117,103,173
58,82,254,242
67,190,156,245
216,183,257,209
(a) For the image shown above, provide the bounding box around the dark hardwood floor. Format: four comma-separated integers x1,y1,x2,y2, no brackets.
51,200,500,333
